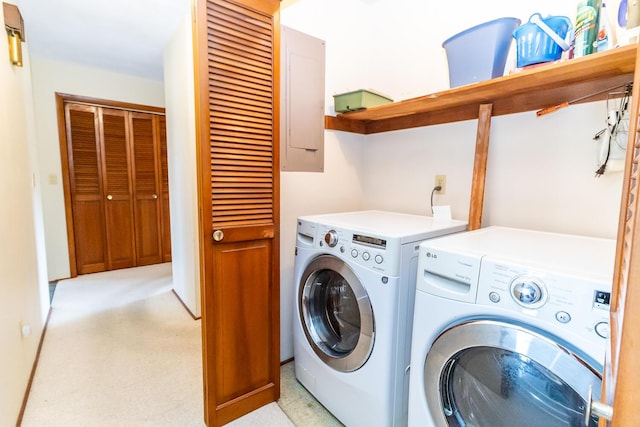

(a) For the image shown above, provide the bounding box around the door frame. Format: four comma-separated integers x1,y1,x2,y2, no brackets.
55,93,165,277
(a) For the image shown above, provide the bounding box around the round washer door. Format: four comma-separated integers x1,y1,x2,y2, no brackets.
424,320,601,427
298,254,374,372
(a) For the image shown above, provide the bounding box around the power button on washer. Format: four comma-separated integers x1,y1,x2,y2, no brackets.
488,292,500,303
555,311,571,324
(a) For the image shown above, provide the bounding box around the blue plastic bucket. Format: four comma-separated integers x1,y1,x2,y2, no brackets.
513,14,572,68
442,17,521,88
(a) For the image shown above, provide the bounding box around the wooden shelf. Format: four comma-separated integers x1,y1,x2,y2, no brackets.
325,44,637,134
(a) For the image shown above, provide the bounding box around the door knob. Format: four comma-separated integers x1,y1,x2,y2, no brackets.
152,194,158,199
106,194,113,200
584,385,613,426
213,230,224,242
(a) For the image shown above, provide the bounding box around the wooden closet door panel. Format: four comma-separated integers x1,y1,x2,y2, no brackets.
158,115,172,262
65,104,107,274
212,240,272,399
100,108,136,270
195,0,281,424
130,112,163,266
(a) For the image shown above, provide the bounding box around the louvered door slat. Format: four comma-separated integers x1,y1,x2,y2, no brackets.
212,141,272,153
212,103,272,121
211,134,272,146
210,84,272,105
213,69,273,93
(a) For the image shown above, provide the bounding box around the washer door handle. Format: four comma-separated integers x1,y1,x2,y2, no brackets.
584,385,613,425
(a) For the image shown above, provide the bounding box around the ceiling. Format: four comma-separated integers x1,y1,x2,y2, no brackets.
18,0,302,81
19,0,192,81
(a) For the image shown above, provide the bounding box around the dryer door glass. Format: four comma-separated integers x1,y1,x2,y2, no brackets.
299,255,374,372
424,320,602,427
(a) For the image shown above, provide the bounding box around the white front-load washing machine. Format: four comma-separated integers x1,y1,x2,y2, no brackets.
407,226,616,427
293,211,467,427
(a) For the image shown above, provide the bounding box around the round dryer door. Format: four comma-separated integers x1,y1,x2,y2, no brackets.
298,254,374,372
424,320,602,427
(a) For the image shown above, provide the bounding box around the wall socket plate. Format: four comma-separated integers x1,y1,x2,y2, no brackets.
435,175,446,194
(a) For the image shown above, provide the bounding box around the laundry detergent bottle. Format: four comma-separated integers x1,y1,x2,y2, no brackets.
573,0,600,57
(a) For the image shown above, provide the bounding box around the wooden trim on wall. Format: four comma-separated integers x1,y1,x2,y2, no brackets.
171,289,201,321
468,103,493,230
55,93,165,115
15,308,52,427
55,93,167,278
56,94,78,278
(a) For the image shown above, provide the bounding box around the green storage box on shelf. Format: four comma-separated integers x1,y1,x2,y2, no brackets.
333,89,393,112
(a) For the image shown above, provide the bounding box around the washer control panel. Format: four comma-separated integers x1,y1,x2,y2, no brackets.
510,276,547,308
324,230,339,247
477,257,611,343
313,224,403,275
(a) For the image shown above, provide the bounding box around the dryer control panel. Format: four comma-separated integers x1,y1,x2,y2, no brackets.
477,257,612,344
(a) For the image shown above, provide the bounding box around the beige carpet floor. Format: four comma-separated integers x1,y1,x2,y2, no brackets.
20,263,338,426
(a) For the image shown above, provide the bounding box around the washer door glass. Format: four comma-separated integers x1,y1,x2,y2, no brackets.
299,255,374,372
424,320,602,427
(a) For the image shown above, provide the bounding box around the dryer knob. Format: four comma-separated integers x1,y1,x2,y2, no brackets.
324,230,339,247
511,280,544,307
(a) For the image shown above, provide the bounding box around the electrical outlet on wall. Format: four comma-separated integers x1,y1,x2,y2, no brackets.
435,175,446,195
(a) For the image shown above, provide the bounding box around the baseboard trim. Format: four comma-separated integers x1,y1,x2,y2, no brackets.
280,357,293,366
16,307,52,427
171,289,200,320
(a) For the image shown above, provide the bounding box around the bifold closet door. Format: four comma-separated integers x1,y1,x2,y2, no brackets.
100,108,136,270
65,102,170,275
195,0,281,424
65,104,108,274
129,112,163,266
158,115,172,262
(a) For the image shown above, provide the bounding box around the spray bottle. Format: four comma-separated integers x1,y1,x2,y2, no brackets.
597,2,615,51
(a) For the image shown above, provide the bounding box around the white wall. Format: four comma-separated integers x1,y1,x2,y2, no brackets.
163,14,201,317
279,2,381,359
0,2,47,424
279,0,625,360
29,57,166,280
280,134,365,359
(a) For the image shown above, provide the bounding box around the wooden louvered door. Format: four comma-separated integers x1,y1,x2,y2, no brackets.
60,95,171,276
130,112,163,266
158,115,172,262
194,0,280,425
100,108,136,270
65,104,108,274
602,44,640,426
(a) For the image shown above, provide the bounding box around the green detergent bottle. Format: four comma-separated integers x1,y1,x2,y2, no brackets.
573,0,600,57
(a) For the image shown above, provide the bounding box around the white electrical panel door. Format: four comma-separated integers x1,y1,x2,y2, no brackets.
281,26,325,172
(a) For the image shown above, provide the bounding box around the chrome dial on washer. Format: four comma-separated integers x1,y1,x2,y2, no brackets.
324,230,339,247
510,277,547,308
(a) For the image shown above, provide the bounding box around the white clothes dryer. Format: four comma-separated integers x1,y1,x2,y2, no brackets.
293,211,467,427
407,226,616,427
